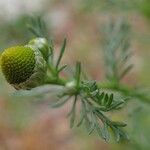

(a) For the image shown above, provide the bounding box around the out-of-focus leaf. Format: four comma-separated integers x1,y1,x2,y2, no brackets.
49,96,70,108
12,85,64,97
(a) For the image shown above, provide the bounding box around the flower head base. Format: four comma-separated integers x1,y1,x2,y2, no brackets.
0,46,47,90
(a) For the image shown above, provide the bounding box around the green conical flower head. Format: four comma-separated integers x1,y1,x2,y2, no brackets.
0,46,47,90
1,46,35,84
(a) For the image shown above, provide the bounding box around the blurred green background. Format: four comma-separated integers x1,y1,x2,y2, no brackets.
0,0,150,149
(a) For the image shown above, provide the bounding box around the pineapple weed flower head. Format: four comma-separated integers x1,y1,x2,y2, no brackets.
0,38,48,90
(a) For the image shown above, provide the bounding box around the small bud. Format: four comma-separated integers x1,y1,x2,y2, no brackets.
0,45,47,90
65,80,76,94
29,38,50,62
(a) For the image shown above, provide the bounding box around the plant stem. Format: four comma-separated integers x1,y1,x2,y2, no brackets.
98,82,150,104
45,72,149,104
45,76,66,86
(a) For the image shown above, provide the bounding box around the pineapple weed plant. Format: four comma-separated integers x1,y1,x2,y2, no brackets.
0,17,149,143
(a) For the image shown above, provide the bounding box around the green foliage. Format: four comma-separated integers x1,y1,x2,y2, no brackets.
139,0,150,19
27,16,49,38
79,0,142,12
100,18,150,104
102,18,133,83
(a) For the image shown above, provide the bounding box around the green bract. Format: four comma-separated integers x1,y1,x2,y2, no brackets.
0,45,47,90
